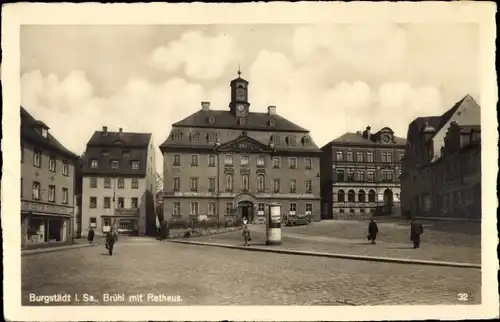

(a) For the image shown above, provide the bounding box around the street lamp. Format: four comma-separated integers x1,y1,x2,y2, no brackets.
214,139,221,229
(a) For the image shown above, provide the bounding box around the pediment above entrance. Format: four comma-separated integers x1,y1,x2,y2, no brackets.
217,135,271,153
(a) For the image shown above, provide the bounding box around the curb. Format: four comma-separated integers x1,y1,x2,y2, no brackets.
22,243,97,256
169,240,481,269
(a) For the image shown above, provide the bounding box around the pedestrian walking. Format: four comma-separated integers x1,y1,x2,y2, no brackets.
410,219,424,249
87,227,95,244
242,224,251,246
161,221,169,241
105,228,118,256
367,218,379,244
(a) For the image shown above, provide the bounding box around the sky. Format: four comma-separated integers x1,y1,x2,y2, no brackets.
21,23,480,176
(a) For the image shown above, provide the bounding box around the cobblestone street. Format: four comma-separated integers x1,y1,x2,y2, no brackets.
22,236,481,306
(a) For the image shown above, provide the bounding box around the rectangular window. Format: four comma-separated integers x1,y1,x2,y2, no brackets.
90,217,97,225
305,158,312,169
356,152,364,162
90,159,98,168
49,156,56,172
131,161,140,170
224,154,233,166
32,181,40,200
90,197,97,208
104,178,111,188
33,149,41,167
173,154,181,166
289,203,297,213
62,160,69,176
62,187,68,204
173,177,180,191
272,157,281,168
305,203,313,213
131,197,138,208
132,179,139,189
346,151,353,162
225,203,233,215
336,169,344,182
208,154,216,167
289,157,297,169
336,151,343,161
104,197,111,209
90,177,97,188
190,202,199,215
122,150,130,157
257,156,265,167
347,169,355,181
209,177,216,192
367,152,374,162
117,178,125,189
241,155,249,166
190,177,199,192
117,197,124,208
305,180,312,193
273,179,280,193
381,152,393,163
208,202,216,215
173,202,180,216
399,152,405,161
191,154,199,166
367,170,375,182
382,171,393,181
357,170,365,182
258,203,265,213
111,160,119,169
289,180,297,193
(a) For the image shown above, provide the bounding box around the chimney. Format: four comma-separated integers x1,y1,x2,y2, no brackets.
119,128,123,133
362,126,371,139
102,126,108,135
201,101,210,111
268,105,276,116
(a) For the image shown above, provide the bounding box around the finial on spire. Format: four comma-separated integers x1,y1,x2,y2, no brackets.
237,64,242,77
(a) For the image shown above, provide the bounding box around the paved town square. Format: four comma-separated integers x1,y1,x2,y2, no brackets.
22,230,481,306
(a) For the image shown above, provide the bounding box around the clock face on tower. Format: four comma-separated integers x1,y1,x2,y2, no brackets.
237,104,245,112
382,133,391,143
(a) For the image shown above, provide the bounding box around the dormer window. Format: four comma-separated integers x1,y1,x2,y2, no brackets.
111,160,119,169
41,128,48,139
190,132,200,143
90,159,99,169
287,136,296,146
131,161,140,170
270,135,280,145
208,116,216,124
302,136,311,145
207,132,217,143
102,150,110,156
172,130,182,141
122,150,130,157
268,119,275,127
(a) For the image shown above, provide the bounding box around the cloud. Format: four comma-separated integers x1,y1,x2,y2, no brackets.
148,30,241,81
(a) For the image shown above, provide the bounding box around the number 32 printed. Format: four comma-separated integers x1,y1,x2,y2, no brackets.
457,293,469,301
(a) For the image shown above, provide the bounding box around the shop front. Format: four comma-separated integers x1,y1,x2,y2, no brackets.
21,201,73,249
101,209,140,236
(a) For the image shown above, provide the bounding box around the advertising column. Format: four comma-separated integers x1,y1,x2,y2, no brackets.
266,203,282,245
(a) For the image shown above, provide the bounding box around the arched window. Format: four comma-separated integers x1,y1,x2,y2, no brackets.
368,189,376,202
225,174,233,192
172,130,182,141
241,174,249,191
349,209,355,213
190,132,199,143
347,189,355,202
358,190,366,202
337,189,345,202
224,154,233,165
339,208,345,213
257,174,265,192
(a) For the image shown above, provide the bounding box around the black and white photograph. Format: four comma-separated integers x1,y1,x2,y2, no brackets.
2,2,498,321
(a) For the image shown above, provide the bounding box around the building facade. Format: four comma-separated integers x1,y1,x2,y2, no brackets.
20,107,78,248
320,126,406,219
160,72,322,226
80,127,157,237
400,94,481,219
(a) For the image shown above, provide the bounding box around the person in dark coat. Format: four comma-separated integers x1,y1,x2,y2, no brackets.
242,225,251,246
87,228,95,244
105,228,118,256
410,219,424,249
367,219,379,244
160,221,169,241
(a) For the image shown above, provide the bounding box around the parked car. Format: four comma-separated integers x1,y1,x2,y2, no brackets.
283,213,312,226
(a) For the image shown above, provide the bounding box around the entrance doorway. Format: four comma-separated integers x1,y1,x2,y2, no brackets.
383,189,394,214
238,201,254,224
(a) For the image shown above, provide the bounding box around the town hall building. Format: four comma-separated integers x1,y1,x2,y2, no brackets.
159,71,322,226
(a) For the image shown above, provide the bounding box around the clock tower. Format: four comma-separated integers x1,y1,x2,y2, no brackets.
229,68,250,117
